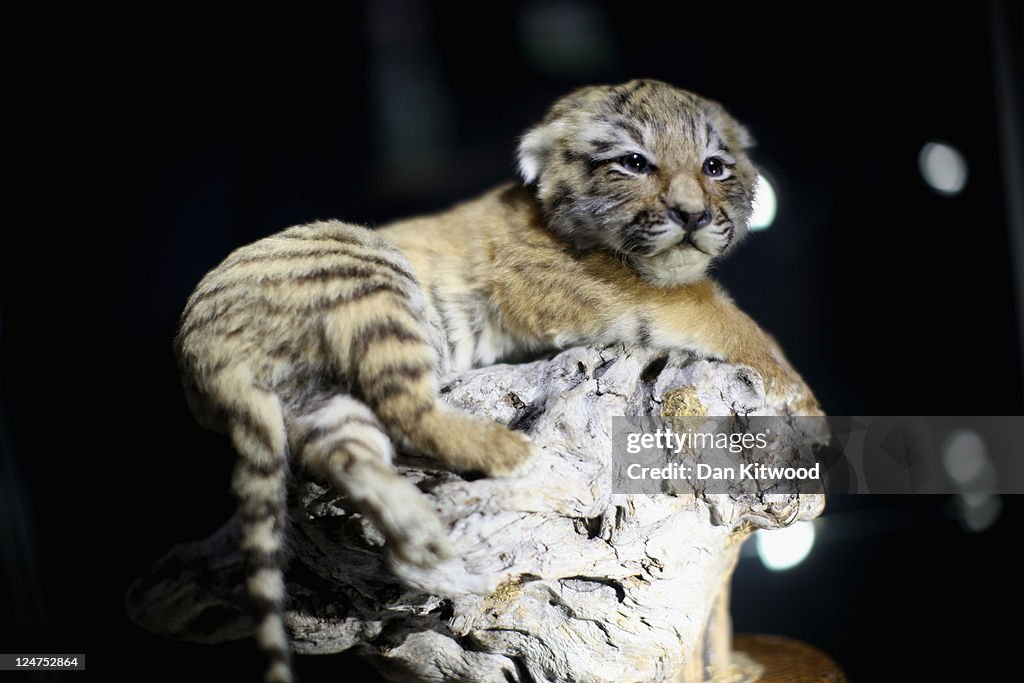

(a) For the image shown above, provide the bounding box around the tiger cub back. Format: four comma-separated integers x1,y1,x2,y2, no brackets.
175,220,533,683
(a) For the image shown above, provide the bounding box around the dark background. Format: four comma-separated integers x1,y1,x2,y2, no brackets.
2,1,1022,680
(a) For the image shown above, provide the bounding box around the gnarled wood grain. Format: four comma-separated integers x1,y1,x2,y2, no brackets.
127,345,823,682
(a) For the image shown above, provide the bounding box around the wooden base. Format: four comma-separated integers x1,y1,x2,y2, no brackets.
731,634,847,682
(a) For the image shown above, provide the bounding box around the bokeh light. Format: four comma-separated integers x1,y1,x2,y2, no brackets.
942,429,988,485
919,142,968,196
749,173,777,231
756,520,815,571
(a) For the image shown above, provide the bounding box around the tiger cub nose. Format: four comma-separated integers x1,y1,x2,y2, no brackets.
667,207,713,230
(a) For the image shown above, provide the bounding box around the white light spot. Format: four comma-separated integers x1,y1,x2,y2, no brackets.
960,490,993,508
756,520,815,571
919,142,968,196
749,174,776,231
942,429,988,485
959,493,1002,533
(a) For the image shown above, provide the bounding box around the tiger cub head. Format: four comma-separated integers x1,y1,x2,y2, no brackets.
517,79,758,286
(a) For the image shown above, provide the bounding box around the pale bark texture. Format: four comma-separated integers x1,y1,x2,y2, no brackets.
127,345,823,682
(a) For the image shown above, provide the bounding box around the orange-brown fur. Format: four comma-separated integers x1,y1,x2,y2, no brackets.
175,79,819,683
380,182,814,411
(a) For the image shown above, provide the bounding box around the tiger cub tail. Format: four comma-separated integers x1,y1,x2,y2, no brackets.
218,367,293,683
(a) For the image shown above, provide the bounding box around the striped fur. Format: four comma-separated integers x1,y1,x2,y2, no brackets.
175,80,820,683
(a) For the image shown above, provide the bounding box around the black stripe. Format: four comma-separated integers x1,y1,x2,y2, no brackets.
237,498,284,523
223,246,416,282
179,281,414,341
290,264,386,284
562,149,597,169
239,456,284,477
429,284,458,362
264,332,315,361
297,416,381,452
612,82,642,111
319,436,380,467
244,548,288,573
364,380,413,404
232,408,278,455
298,424,335,451
178,309,228,341
407,401,433,424
612,118,644,146
329,247,416,281
549,183,573,211
182,281,232,319
275,230,368,247
463,299,485,359
249,593,285,617
185,264,403,318
265,647,291,663
329,281,412,310
562,282,605,311
364,360,433,382
348,319,423,367
185,260,394,318
636,316,653,347
705,123,719,149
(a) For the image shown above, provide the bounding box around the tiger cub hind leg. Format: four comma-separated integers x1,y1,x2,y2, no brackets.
328,301,536,476
292,395,454,566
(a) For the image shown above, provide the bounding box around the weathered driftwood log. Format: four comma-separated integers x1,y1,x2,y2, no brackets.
127,345,823,682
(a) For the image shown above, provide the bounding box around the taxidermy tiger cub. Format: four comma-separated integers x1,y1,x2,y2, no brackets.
175,79,820,682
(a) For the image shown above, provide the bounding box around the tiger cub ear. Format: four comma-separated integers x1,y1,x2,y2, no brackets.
517,122,563,185
730,121,756,150
702,100,756,151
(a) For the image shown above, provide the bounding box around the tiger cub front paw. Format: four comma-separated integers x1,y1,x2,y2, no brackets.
742,349,824,417
475,422,538,477
425,411,538,477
